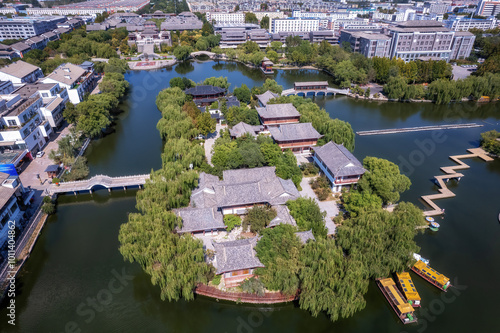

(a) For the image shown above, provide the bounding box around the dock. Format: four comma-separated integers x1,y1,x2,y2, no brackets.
356,123,483,136
48,174,150,195
421,148,494,216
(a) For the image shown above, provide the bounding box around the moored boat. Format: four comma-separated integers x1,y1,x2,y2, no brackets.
411,260,451,291
396,272,421,307
376,278,418,324
429,221,440,231
412,253,430,265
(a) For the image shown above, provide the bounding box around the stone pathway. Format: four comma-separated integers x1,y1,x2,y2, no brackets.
204,123,225,166
299,176,338,235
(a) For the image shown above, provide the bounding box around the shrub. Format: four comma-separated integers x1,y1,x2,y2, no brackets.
42,202,56,215
300,162,318,176
224,214,242,231
242,205,277,234
43,196,52,204
240,277,265,296
309,176,331,201
212,274,221,286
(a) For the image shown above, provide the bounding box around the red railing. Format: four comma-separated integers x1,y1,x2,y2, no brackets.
195,284,297,304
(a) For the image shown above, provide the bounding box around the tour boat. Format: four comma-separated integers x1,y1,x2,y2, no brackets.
425,217,435,222
376,278,418,324
411,260,451,292
396,272,421,307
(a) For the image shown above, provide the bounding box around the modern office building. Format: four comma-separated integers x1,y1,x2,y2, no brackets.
476,0,500,17
270,18,320,33
339,31,391,58
444,16,497,31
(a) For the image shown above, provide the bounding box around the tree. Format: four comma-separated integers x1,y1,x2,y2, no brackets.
233,84,251,104
195,37,209,51
260,16,270,30
286,198,327,239
266,50,279,64
255,225,303,295
196,111,216,137
245,12,259,24
242,205,277,234
173,45,193,61
383,76,408,100
270,41,283,53
170,77,195,90
343,191,382,217
358,156,411,204
75,100,111,138
480,130,500,155
203,76,230,89
299,238,369,321
63,102,79,124
262,79,283,94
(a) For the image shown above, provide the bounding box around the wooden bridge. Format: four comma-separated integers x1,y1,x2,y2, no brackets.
48,174,150,195
421,148,493,216
356,123,483,136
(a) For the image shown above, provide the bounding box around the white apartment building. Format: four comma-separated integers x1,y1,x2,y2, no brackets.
0,16,66,40
271,18,320,33
372,9,416,22
206,12,245,24
0,173,32,251
0,94,53,156
0,61,44,85
292,10,357,20
42,63,95,105
27,8,105,16
444,17,498,31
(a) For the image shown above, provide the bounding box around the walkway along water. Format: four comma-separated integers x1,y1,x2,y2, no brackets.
421,147,494,216
356,123,483,136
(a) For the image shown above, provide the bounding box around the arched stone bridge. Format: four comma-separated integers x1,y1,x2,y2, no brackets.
281,87,349,97
190,51,216,59
49,174,150,195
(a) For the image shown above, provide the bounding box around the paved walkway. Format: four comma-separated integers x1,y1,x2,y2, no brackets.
299,176,338,235
19,124,73,206
204,123,225,166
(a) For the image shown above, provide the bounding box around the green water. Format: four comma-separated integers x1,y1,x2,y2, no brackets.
1,61,499,333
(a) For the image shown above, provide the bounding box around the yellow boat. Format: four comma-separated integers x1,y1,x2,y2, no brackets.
396,272,421,307
411,260,451,291
376,278,418,324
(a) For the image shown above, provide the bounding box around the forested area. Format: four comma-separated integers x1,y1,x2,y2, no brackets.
119,88,211,301
480,130,500,155
21,27,128,74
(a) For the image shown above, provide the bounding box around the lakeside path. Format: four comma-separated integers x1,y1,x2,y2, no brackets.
128,59,176,70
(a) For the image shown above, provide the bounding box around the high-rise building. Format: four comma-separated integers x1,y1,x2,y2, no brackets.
476,0,500,17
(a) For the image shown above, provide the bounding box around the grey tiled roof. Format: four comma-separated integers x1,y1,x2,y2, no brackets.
184,85,226,96
255,90,278,106
0,61,40,78
313,141,366,178
228,122,263,138
294,81,328,87
295,230,315,244
174,207,226,233
213,237,264,274
268,123,322,142
190,167,300,210
268,205,297,228
256,103,300,119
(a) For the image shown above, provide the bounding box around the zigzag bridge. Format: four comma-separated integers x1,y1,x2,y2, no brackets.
48,174,150,195
421,148,493,216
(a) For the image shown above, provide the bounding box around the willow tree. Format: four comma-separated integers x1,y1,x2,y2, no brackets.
336,202,425,278
299,238,369,321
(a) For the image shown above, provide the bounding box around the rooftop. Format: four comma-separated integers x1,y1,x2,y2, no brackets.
228,122,263,138
12,82,58,99
45,63,86,86
256,103,300,120
0,61,41,79
295,230,315,244
0,172,19,209
213,237,264,274
174,207,225,234
313,141,366,178
268,205,297,228
255,90,279,107
184,85,226,96
268,123,322,142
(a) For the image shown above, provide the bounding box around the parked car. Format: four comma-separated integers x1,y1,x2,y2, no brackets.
36,151,45,158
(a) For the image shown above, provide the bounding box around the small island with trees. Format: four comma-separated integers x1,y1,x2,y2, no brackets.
118,76,427,322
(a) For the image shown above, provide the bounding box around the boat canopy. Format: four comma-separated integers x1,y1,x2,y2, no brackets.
414,260,450,286
379,278,414,314
397,272,421,302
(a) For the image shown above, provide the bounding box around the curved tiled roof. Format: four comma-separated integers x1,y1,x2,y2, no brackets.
184,85,226,96
213,237,264,274
314,141,366,178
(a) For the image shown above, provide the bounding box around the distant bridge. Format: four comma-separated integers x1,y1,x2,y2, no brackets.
49,174,150,195
282,87,349,97
190,51,216,59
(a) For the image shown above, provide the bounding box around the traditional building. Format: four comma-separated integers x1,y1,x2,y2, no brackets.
184,85,226,106
256,103,301,128
268,123,322,153
213,237,264,288
190,167,300,215
312,141,366,192
173,207,226,235
295,230,315,245
293,81,329,94
228,122,264,138
260,57,274,74
267,205,297,228
255,90,279,107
